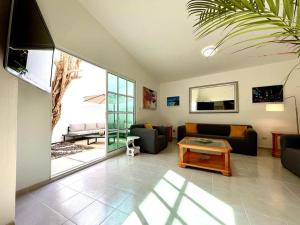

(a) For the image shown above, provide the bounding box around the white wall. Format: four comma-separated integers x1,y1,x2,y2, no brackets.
159,59,300,148
17,80,52,191
37,0,161,124
0,0,18,223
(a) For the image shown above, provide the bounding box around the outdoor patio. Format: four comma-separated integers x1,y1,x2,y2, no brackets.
51,140,106,176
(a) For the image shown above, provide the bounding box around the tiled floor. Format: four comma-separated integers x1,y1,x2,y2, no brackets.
16,141,300,225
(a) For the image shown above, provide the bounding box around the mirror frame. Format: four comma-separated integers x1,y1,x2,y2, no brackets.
189,81,239,113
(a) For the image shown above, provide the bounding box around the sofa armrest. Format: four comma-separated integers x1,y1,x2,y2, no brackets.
177,125,186,141
130,128,158,152
245,128,257,155
153,126,167,135
246,128,257,141
281,135,300,150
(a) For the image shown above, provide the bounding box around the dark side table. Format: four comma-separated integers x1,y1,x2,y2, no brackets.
165,126,173,142
271,131,295,158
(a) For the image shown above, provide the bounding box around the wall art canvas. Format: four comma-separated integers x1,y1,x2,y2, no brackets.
143,87,157,110
167,96,180,106
252,85,283,103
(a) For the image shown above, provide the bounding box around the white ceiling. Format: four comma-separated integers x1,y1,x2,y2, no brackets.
77,0,296,82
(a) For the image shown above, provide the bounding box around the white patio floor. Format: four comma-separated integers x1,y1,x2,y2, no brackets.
51,140,106,176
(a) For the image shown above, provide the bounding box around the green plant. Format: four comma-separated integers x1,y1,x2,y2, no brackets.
187,0,300,56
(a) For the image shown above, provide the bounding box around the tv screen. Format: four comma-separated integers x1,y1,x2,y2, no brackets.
4,0,55,92
252,85,283,103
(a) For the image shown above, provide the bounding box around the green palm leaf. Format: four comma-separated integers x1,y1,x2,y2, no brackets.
187,0,300,56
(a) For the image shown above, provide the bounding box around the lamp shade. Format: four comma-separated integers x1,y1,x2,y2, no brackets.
266,103,285,112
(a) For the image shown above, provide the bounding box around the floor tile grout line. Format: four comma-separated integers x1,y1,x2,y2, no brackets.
68,198,117,225
282,182,300,202
241,200,252,225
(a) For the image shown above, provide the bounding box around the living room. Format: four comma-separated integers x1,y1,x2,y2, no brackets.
1,0,300,225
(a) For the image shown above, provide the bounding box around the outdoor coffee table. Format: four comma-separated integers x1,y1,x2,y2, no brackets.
85,134,104,145
177,137,232,176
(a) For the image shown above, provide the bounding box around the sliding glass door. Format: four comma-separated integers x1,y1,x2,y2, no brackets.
107,73,135,152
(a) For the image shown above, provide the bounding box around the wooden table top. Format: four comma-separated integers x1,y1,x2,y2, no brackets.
178,137,232,153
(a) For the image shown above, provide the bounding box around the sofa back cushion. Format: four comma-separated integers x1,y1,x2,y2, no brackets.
186,123,198,134
197,124,230,136
130,124,146,129
144,123,153,129
69,123,85,132
230,125,247,137
86,123,98,131
97,123,105,129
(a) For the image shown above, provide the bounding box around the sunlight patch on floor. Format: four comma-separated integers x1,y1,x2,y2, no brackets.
125,170,236,225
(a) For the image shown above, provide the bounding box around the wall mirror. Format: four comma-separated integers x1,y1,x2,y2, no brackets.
189,82,239,113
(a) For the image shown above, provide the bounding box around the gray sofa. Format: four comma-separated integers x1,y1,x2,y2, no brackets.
130,124,168,154
280,135,300,177
63,123,105,141
177,123,257,156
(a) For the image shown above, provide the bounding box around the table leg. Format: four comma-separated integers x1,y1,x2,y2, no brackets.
222,152,231,176
178,146,186,168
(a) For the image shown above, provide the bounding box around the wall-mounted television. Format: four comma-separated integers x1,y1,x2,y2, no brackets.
4,0,55,93
252,85,283,103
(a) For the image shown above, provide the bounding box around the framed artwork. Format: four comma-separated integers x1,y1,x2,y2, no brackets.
167,96,180,106
252,85,283,103
143,87,157,110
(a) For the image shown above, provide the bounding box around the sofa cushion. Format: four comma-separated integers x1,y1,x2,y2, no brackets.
69,123,85,132
97,123,105,129
131,124,145,129
230,125,247,137
186,123,198,134
198,124,230,136
145,123,153,129
86,123,98,131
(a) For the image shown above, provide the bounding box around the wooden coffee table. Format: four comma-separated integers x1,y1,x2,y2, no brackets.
177,137,232,176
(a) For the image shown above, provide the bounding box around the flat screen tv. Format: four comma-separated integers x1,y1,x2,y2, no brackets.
4,0,55,93
252,85,283,103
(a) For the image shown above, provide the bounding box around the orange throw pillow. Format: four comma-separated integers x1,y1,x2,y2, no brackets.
144,123,153,129
230,125,247,137
186,123,198,134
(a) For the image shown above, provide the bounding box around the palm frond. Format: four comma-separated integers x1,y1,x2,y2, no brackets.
187,0,300,56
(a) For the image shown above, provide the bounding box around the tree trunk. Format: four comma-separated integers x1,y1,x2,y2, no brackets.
51,52,81,129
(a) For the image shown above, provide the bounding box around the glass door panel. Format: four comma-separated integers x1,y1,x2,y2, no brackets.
118,113,127,148
108,74,117,93
108,93,117,112
118,95,126,112
118,78,127,95
127,81,134,97
127,97,134,113
107,73,135,153
127,113,134,129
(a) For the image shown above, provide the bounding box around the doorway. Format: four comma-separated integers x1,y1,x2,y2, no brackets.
51,50,107,176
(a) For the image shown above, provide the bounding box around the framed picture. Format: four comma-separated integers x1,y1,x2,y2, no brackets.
167,96,180,106
143,87,157,110
252,85,283,103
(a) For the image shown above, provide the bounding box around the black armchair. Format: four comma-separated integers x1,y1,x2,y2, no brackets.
130,124,168,154
280,135,300,177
